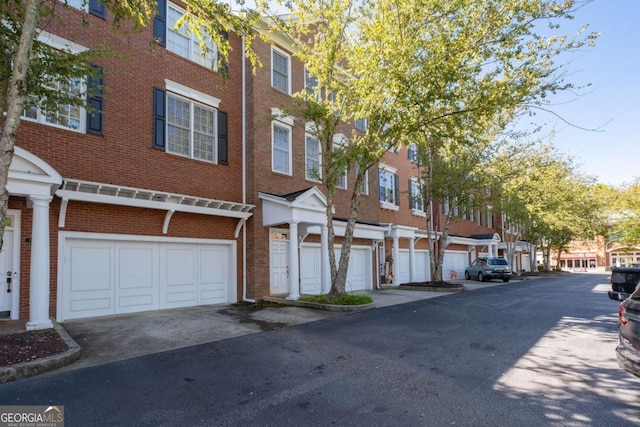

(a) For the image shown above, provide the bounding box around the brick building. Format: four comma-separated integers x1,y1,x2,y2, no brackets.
3,2,532,327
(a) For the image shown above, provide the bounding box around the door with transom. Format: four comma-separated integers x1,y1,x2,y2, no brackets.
270,232,289,295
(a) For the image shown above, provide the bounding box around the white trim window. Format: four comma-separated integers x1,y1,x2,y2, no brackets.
167,92,217,162
22,78,86,132
65,0,85,10
355,117,368,132
333,142,347,189
379,165,399,210
355,164,369,195
304,68,320,100
409,177,425,215
167,2,217,68
408,143,418,162
272,121,292,175
305,134,321,182
272,47,291,94
487,207,494,228
443,198,450,215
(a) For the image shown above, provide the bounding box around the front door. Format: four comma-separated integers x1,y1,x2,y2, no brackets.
270,233,289,295
0,210,19,318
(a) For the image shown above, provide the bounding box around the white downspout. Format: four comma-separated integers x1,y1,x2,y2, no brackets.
241,36,255,303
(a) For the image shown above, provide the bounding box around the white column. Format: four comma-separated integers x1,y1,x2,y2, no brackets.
320,224,330,294
392,236,400,286
287,222,300,300
26,196,53,331
409,238,415,283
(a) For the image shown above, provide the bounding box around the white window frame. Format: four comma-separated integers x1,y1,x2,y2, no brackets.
271,46,291,95
408,143,418,162
272,120,292,175
487,207,494,228
305,133,322,182
20,31,89,133
64,0,86,11
304,67,320,101
166,2,218,69
355,117,368,132
379,164,399,211
166,91,218,163
332,134,348,190
410,177,425,216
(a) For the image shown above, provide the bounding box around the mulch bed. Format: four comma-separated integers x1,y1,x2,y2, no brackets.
402,281,463,288
0,329,68,367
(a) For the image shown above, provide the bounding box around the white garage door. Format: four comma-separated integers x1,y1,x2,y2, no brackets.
299,245,371,294
300,246,321,295
61,235,235,320
443,251,468,279
345,248,369,292
398,250,431,284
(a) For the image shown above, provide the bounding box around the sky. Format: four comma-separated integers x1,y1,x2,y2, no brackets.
530,0,640,187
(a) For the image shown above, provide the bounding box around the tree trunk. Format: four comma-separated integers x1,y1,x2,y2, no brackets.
0,0,42,251
328,167,364,295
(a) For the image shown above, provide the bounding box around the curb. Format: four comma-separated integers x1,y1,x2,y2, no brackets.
262,297,375,312
394,285,466,293
0,321,81,383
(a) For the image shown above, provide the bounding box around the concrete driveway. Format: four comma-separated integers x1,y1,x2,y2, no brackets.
55,279,521,373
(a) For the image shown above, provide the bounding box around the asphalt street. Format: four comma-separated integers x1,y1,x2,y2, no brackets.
1,273,639,426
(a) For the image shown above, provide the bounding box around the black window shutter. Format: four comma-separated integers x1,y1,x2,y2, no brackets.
408,179,413,209
152,87,166,150
153,0,167,47
218,30,229,75
86,65,104,135
217,110,228,165
394,174,400,206
88,0,106,19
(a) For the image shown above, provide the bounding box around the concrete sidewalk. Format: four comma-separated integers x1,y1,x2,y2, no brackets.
2,277,532,380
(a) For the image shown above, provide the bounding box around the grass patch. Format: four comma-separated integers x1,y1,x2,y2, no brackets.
299,294,373,305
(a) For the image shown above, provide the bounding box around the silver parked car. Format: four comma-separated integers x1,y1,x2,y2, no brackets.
464,257,511,282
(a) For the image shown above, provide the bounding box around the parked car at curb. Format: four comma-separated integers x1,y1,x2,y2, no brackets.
608,266,640,301
464,257,511,282
616,287,640,378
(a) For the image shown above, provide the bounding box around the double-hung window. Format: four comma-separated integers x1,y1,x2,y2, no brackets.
20,31,102,134
408,143,418,162
166,3,217,68
304,68,320,100
333,136,347,189
272,122,292,175
486,207,494,228
409,177,425,215
355,117,368,132
379,165,399,210
305,134,321,181
355,164,369,195
167,94,216,162
272,47,291,94
23,78,85,132
152,81,227,164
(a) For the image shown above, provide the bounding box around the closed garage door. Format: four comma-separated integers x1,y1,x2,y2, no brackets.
398,250,430,284
299,245,371,294
61,235,235,320
345,248,369,292
443,251,468,279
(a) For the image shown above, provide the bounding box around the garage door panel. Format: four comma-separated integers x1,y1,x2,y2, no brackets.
165,247,196,287
443,251,468,278
69,245,112,292
117,246,155,290
64,241,114,319
345,248,368,292
398,251,410,284
198,247,228,304
300,247,321,295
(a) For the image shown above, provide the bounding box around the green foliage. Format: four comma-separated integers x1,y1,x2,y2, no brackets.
299,294,373,305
